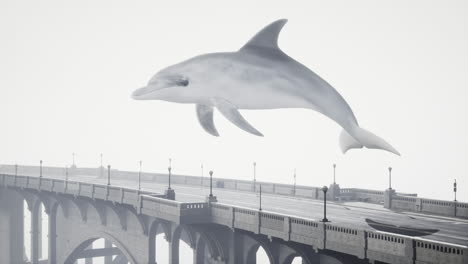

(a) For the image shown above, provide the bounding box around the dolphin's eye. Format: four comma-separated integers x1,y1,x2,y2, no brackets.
176,78,189,87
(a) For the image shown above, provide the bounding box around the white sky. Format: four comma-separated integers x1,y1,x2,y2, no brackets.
1,0,467,202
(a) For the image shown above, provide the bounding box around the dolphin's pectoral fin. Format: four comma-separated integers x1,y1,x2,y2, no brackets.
212,98,264,137
196,104,219,137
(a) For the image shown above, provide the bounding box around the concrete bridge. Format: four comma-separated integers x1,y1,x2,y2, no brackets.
0,165,467,264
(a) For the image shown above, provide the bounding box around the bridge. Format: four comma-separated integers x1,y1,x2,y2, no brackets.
0,164,467,264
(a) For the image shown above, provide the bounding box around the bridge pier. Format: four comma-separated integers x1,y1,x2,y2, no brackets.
0,189,24,264
104,239,113,264
31,200,42,264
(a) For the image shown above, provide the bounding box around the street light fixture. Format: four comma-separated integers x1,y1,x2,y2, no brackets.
201,164,204,188
165,161,176,200
107,165,111,186
388,167,392,190
333,163,336,184
65,166,69,189
138,160,142,192
321,186,329,222
168,166,172,190
207,170,217,202
454,179,457,202
253,162,256,192
293,169,296,195
259,184,262,211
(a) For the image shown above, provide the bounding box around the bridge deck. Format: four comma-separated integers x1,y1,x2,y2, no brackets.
63,173,468,247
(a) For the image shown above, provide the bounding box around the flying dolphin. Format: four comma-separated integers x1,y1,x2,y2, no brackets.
132,19,400,155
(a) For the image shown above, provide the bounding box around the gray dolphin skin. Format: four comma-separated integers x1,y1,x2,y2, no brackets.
132,19,400,156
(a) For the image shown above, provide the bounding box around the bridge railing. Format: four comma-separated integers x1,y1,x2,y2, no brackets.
0,174,210,225
1,173,467,264
208,201,468,264
391,194,468,218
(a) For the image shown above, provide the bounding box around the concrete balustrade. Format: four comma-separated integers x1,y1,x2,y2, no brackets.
1,172,468,264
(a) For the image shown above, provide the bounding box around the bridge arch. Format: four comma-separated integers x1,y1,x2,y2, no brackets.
63,231,137,264
148,219,172,263
245,236,275,264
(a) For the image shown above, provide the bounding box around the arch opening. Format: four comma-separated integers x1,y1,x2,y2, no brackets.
291,256,303,264
64,237,134,264
23,200,31,262
179,237,194,264
256,245,272,264
155,233,169,264
39,202,49,261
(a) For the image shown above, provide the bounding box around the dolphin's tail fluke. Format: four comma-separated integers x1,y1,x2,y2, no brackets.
339,128,400,156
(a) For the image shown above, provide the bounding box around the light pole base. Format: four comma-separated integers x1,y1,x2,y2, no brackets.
165,188,176,200
321,219,330,223
206,195,217,203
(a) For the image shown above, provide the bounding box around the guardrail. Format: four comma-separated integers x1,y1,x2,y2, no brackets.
391,195,468,219
210,202,468,264
1,173,467,264
0,174,210,224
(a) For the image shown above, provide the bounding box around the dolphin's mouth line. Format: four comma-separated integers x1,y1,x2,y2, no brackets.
132,85,172,99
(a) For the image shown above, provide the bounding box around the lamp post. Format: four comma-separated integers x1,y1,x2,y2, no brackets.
333,163,336,184
65,166,69,189
388,167,392,190
207,170,217,202
201,164,204,188
40,160,43,178
99,153,104,178
253,162,256,192
259,184,262,211
164,158,176,200
454,179,457,202
293,169,296,195
107,165,111,186
15,164,18,177
168,166,172,190
138,160,142,192
209,170,213,197
321,186,329,222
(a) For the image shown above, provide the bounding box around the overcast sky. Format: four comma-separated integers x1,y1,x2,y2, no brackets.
1,0,467,202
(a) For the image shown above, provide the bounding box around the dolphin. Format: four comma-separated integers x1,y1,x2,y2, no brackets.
132,19,400,155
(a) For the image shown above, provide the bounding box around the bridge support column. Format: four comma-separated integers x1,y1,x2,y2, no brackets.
85,244,93,264
48,204,58,264
168,237,179,264
104,239,113,264
31,201,43,264
0,189,24,264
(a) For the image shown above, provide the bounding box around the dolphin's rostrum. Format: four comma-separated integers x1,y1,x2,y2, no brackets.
132,19,400,155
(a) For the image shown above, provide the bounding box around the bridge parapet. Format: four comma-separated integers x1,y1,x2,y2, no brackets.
391,195,468,219
0,174,210,225
207,201,468,264
2,173,468,264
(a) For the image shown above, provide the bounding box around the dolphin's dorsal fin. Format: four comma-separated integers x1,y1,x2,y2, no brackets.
240,19,288,51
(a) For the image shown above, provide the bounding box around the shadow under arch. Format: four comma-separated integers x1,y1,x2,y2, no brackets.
148,219,172,264
63,231,137,264
245,237,274,264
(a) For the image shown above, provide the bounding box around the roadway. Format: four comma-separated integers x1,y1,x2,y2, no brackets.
28,173,468,246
